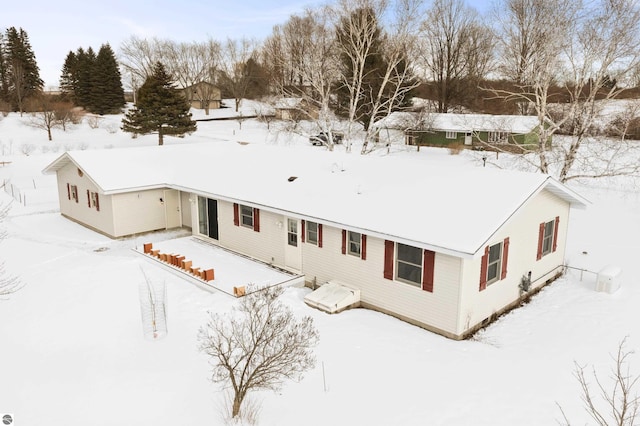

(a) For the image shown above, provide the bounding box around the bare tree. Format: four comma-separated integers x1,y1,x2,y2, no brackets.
163,39,221,115
198,286,319,420
217,38,258,112
489,0,640,183
559,337,639,426
27,94,62,141
118,36,168,98
417,0,493,113
335,0,423,153
264,8,343,149
0,202,21,298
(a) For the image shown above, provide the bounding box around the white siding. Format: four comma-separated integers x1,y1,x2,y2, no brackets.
298,226,462,335
56,163,116,237
112,189,167,237
456,188,571,335
215,201,285,266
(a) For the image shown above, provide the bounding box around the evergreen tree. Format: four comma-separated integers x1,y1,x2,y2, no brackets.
121,62,196,145
59,50,79,102
92,44,124,114
0,33,9,105
3,27,43,114
60,44,125,114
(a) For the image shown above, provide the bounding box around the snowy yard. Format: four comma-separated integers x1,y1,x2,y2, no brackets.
1,103,639,425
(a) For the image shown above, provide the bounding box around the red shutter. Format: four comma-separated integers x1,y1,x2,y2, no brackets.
318,224,323,248
253,208,260,232
383,240,394,280
422,250,435,292
67,183,70,200
361,235,367,260
87,190,91,207
536,222,544,260
301,220,306,242
552,216,560,252
479,246,489,291
341,230,347,254
95,193,100,212
233,203,239,226
501,237,509,280
74,186,78,203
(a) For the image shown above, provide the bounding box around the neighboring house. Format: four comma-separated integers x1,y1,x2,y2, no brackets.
375,112,549,150
274,97,318,121
43,143,587,340
179,82,222,112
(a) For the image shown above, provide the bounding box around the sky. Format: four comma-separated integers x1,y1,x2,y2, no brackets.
4,0,493,90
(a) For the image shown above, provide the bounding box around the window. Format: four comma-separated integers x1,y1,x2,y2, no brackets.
198,196,208,235
488,131,510,144
240,205,254,228
486,242,503,285
89,191,100,211
306,221,318,245
396,243,423,286
445,131,457,139
479,237,510,291
287,219,298,247
348,231,361,256
537,217,559,260
70,185,78,203
542,220,554,256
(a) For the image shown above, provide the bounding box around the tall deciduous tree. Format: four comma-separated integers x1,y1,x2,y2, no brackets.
2,27,43,115
417,0,493,113
334,0,422,153
198,286,319,420
121,62,196,145
217,38,258,111
491,0,640,182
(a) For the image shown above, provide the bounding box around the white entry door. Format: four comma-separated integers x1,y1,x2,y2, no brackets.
284,218,302,272
164,189,181,229
464,132,473,145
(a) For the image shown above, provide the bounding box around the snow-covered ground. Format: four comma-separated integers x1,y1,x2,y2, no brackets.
0,101,639,426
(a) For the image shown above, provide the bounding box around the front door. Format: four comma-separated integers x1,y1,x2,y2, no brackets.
464,132,473,145
284,218,302,272
164,189,181,229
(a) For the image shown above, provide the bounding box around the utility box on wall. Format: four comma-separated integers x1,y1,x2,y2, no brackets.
596,265,622,294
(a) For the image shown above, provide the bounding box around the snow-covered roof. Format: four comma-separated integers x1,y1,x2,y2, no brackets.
376,112,541,134
43,143,587,258
274,97,303,109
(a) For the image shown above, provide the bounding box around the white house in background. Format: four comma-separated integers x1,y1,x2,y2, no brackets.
43,143,587,339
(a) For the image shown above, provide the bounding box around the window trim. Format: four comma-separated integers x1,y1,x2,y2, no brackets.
488,131,510,144
541,220,554,256
306,221,319,246
486,241,503,285
70,185,78,203
239,204,254,229
445,131,457,139
347,231,361,257
395,243,424,287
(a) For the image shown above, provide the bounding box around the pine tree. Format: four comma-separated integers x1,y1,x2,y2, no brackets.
60,44,125,114
3,27,43,114
0,33,9,105
59,50,79,102
121,62,196,145
92,44,124,114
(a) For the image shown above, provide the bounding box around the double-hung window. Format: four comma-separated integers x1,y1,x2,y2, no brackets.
306,221,319,245
240,205,254,228
486,241,503,285
348,231,361,257
396,243,423,286
537,217,559,260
